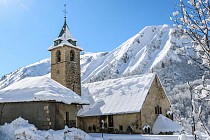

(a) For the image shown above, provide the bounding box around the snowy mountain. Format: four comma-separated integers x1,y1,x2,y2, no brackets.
80,25,204,89
0,59,51,90
0,24,205,91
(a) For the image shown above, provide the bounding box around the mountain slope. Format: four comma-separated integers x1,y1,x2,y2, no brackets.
81,25,181,83
80,24,204,90
0,24,205,91
0,59,51,90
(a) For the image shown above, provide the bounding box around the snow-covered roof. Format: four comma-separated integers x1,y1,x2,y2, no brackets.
78,73,156,117
58,21,76,41
152,114,184,134
0,75,89,105
48,41,82,51
48,19,82,51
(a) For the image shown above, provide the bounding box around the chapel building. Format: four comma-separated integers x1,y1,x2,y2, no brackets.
0,14,184,134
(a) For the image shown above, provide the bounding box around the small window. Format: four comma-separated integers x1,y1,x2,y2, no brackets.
70,50,75,61
68,39,77,46
160,107,162,114
155,106,158,114
65,112,69,126
155,105,162,114
56,50,61,63
54,39,62,46
119,125,123,131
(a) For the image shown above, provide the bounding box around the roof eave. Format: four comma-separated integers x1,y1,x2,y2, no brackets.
48,44,83,51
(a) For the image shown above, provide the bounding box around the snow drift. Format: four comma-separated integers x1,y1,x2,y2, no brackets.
0,117,95,140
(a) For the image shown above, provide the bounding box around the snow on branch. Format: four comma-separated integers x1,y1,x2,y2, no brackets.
171,0,210,70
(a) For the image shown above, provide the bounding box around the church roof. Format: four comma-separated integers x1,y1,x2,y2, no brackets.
0,74,89,105
58,19,75,39
58,18,76,41
78,73,158,117
152,114,184,134
48,19,82,51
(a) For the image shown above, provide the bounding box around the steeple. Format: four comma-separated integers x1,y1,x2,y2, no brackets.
48,4,82,96
58,18,67,38
57,19,76,42
48,4,82,51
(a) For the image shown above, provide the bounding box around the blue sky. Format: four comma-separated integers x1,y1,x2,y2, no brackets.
0,0,175,77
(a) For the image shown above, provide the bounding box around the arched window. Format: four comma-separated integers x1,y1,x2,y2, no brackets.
155,105,162,114
70,50,75,61
56,50,61,63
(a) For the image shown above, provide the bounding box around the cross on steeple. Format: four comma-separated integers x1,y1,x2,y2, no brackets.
63,4,67,19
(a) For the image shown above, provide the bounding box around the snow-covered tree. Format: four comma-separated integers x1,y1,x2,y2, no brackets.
171,0,210,70
171,0,210,138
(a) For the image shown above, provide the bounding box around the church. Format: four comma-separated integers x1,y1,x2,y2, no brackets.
0,16,88,130
0,15,183,134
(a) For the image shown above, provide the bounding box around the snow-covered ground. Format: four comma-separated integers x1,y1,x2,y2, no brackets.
90,133,195,140
0,117,95,140
1,117,209,140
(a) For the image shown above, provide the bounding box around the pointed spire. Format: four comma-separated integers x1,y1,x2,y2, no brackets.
58,19,67,38
48,4,82,51
57,4,75,41
58,4,68,38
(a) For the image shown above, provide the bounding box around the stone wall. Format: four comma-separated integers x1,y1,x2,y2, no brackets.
50,45,81,96
0,101,78,130
0,102,55,130
140,75,171,132
55,103,78,130
78,113,142,134
78,116,100,133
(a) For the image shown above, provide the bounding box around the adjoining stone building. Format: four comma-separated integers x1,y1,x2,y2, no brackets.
0,75,88,130
78,73,173,134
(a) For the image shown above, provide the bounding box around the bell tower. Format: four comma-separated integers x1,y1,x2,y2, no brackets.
48,10,82,96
